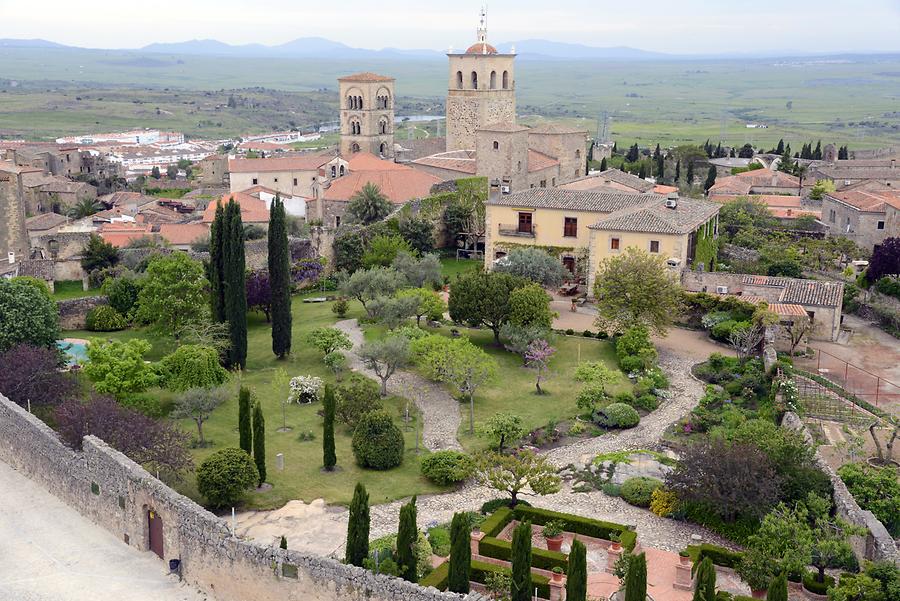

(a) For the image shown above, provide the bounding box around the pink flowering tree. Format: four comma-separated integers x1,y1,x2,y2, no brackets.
525,339,555,395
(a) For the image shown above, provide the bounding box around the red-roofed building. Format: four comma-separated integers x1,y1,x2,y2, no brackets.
203,192,270,228
98,222,154,248
158,223,209,250
821,189,900,250
707,169,801,196
709,193,822,223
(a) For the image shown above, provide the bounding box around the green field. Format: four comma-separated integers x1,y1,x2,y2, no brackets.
2,46,898,148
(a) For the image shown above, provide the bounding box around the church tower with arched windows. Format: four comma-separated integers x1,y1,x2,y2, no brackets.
446,8,517,152
338,72,395,158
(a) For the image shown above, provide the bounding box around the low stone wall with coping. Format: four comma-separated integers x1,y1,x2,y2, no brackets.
0,393,464,601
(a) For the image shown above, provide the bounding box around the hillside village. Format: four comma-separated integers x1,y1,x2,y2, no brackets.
0,8,899,601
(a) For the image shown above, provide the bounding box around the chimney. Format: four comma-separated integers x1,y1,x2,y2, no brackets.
7,252,14,265
891,159,896,169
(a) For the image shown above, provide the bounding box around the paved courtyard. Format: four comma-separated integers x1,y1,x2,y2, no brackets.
0,461,210,601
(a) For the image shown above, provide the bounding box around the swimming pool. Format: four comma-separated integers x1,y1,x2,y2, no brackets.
57,339,88,366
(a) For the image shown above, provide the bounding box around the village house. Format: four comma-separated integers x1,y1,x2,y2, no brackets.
707,168,801,197
98,222,154,248
228,155,346,200
560,168,678,195
484,188,720,292
24,212,70,249
820,188,900,251
681,271,844,342
197,154,229,186
807,157,900,191
202,190,270,230
157,223,209,251
20,171,98,214
708,193,822,224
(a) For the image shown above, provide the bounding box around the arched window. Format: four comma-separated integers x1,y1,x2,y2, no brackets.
471,71,478,89
380,142,387,156
347,96,354,109
493,141,499,150
331,165,336,178
340,165,345,176
502,71,509,89
517,161,522,171
379,118,388,135
351,143,360,153
456,71,463,89
576,149,581,159
490,71,497,89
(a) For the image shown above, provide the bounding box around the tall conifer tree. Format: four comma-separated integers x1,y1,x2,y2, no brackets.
397,496,418,582
209,200,226,322
268,195,292,358
625,553,648,601
322,384,336,471
448,512,471,593
766,572,787,601
345,483,369,566
566,538,587,601
252,402,266,485
511,521,533,601
238,386,252,454
224,198,248,369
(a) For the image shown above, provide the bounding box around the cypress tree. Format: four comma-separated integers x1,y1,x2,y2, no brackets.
693,557,716,601
638,163,647,179
566,538,587,601
686,161,695,184
600,157,608,171
238,386,252,455
587,143,594,163
345,483,370,566
396,496,418,582
252,402,266,485
322,384,336,471
704,166,717,192
612,141,617,154
268,195,292,359
224,198,248,369
813,140,822,160
209,200,226,323
510,521,532,601
448,512,471,593
625,552,647,601
653,143,661,159
767,572,787,601
675,161,681,182
776,139,785,155
279,536,288,549
656,154,664,182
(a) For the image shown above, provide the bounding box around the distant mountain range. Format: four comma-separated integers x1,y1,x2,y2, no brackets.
0,37,896,62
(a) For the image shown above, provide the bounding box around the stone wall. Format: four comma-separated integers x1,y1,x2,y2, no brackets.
0,394,464,601
57,296,108,329
781,411,898,565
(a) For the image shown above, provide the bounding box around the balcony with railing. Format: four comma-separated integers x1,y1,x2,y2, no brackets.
497,223,537,238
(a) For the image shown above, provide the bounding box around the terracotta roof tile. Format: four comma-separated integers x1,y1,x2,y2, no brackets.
825,190,900,213
202,192,270,224
741,274,843,307
98,222,154,248
229,156,331,173
346,152,406,172
466,42,498,55
527,149,559,173
768,303,809,317
590,169,656,193
158,223,209,246
489,189,661,213
324,166,442,204
588,197,720,235
26,212,69,231
411,150,477,174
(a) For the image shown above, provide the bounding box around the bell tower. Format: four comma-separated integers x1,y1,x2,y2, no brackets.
445,7,517,152
338,72,395,158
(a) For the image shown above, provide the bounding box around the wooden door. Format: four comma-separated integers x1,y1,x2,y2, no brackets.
517,212,532,233
148,509,164,559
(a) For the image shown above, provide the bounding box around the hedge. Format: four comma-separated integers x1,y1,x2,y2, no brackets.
802,572,835,595
685,544,744,570
511,506,637,551
480,507,513,537
419,559,551,599
479,535,568,572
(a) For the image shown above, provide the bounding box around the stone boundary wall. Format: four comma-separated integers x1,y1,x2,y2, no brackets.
0,394,464,601
782,411,898,565
57,295,108,330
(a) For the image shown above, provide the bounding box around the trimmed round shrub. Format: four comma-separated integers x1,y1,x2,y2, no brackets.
593,402,640,429
352,410,404,470
196,448,259,508
420,450,474,485
157,344,227,392
85,305,128,331
480,497,531,514
582,330,594,337
565,328,575,335
620,477,663,508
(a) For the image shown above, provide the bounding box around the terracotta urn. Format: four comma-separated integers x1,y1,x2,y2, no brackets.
552,570,564,583
611,541,622,551
546,535,563,552
751,590,766,599
679,555,691,565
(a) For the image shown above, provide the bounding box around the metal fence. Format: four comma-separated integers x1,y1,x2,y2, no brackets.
793,348,900,417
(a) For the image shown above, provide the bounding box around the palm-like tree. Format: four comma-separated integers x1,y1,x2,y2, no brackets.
347,183,391,224
67,198,103,219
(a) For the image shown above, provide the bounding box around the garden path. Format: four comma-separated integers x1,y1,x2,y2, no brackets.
359,348,739,555
334,319,463,452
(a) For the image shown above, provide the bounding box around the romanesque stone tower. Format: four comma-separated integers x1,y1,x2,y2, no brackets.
0,163,28,264
338,72,395,159
446,8,516,152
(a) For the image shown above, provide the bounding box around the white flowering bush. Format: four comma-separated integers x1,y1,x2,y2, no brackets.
288,375,323,404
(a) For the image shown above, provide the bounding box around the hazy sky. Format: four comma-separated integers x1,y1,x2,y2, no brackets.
3,0,900,54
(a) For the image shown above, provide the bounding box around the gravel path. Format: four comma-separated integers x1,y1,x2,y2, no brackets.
358,348,739,554
334,319,462,451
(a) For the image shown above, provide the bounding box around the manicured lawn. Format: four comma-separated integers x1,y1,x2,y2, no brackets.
439,257,482,281
65,295,448,509
363,323,630,453
52,280,100,301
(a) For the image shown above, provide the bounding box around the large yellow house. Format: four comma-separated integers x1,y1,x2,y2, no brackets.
484,188,720,295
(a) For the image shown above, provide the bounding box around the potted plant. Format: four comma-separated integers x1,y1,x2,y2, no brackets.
678,550,691,565
609,532,622,551
737,552,771,599
551,566,564,583
543,521,564,552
